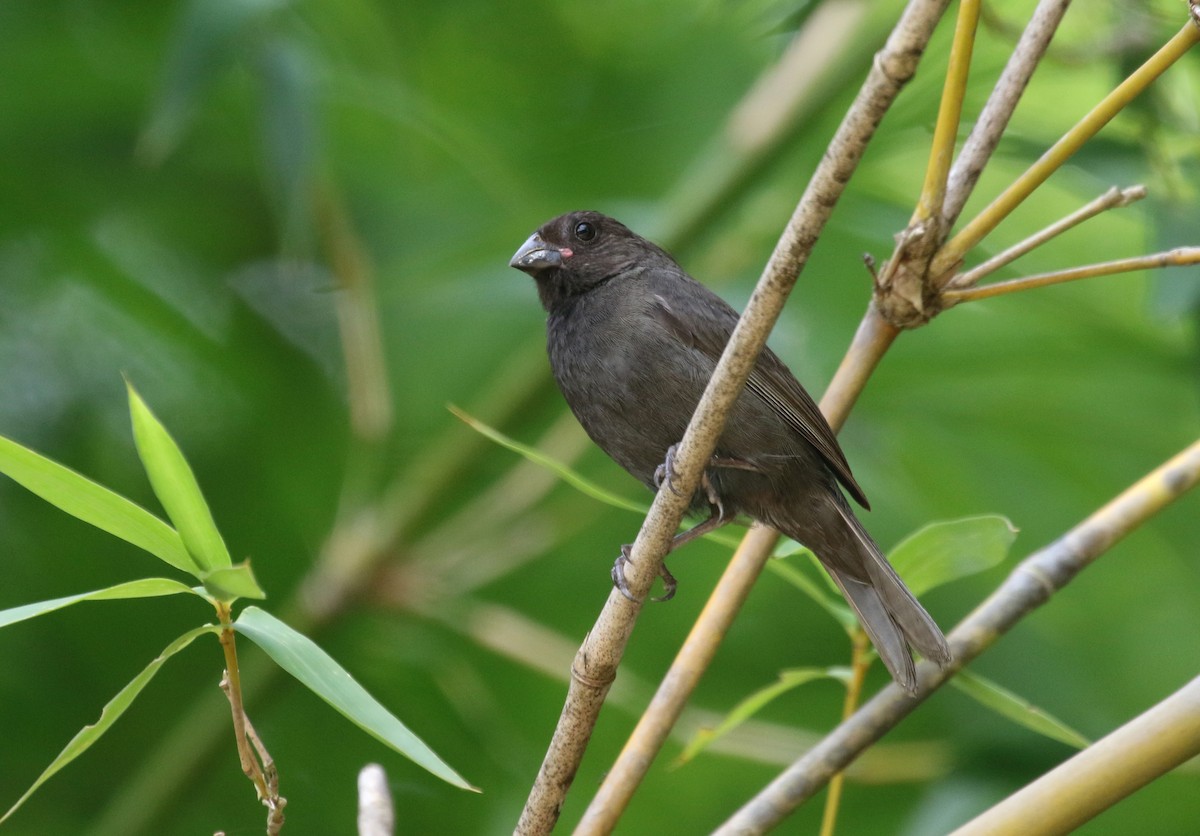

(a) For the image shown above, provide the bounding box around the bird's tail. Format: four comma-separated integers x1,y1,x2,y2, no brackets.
821,503,951,694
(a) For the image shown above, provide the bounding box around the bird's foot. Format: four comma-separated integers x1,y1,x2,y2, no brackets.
653,443,684,496
612,545,678,603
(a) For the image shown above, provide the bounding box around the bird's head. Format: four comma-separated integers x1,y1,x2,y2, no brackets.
510,210,668,311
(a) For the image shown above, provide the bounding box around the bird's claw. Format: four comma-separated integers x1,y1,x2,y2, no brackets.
612,545,677,603
653,443,684,497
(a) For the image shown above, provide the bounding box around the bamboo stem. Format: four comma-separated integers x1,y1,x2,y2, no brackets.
913,0,981,224
951,676,1200,836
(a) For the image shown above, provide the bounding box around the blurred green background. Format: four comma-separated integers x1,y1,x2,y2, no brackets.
1,0,1198,833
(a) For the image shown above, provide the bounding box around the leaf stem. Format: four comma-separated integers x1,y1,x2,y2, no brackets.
217,602,286,829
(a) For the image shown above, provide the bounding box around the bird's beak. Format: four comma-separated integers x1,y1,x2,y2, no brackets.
510,233,563,274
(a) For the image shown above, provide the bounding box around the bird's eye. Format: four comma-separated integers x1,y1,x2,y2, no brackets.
574,221,596,242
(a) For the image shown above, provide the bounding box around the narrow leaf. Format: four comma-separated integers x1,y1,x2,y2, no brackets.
0,625,216,824
202,561,266,602
234,606,477,791
0,578,204,630
951,668,1090,749
127,382,231,571
889,515,1018,596
0,434,195,574
450,404,645,514
449,405,743,549
677,668,844,764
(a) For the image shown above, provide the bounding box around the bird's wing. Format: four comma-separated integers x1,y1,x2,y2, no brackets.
650,281,869,509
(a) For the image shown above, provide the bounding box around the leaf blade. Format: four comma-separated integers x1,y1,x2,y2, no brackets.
677,668,843,764
0,624,215,824
450,404,646,514
234,606,476,791
127,382,232,572
0,434,195,574
0,578,204,630
202,561,266,602
951,668,1090,749
888,515,1018,596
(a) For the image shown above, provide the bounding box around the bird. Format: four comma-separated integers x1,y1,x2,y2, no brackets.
509,210,951,693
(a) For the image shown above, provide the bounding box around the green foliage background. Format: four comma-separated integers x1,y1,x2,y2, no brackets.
1,1,1198,833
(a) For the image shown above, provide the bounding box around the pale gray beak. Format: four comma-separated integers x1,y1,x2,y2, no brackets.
510,233,563,274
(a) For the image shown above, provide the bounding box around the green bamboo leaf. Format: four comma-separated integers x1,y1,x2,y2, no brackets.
234,606,477,791
127,382,231,572
951,668,1090,749
0,578,204,630
0,624,216,825
201,561,266,603
449,405,743,549
676,667,844,764
888,515,1018,596
450,404,646,514
0,434,195,574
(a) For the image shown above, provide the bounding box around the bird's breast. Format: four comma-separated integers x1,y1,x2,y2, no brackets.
547,297,703,485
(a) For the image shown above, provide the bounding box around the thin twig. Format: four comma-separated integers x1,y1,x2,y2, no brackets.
942,246,1200,305
931,21,1200,281
942,0,1073,226
217,620,268,802
242,709,286,836
947,185,1147,289
913,0,980,225
713,438,1200,834
516,3,957,832
950,675,1200,836
219,643,288,835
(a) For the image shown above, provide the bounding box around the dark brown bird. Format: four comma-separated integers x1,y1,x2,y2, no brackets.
510,210,950,692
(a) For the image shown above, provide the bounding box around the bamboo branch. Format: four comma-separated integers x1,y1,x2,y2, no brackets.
950,675,1200,836
516,3,957,832
947,185,1147,289
931,21,1200,281
713,438,1200,834
941,0,1073,226
912,0,980,225
943,246,1200,304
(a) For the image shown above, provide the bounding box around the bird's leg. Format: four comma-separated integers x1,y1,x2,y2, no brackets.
612,471,736,603
653,443,684,496
612,544,679,603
